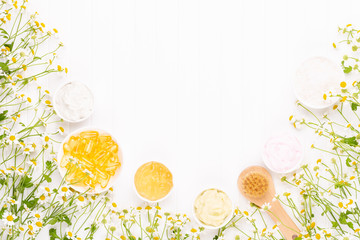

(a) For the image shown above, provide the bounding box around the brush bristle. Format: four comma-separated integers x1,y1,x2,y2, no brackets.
242,172,269,198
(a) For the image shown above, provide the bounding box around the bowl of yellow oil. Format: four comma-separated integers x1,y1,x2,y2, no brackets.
57,127,123,194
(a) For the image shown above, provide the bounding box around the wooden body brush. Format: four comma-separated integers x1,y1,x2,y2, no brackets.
238,166,300,240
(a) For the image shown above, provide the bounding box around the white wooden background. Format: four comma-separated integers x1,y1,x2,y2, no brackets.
28,0,360,238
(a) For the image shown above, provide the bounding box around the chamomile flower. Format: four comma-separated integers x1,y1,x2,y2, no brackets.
42,133,51,144
110,202,119,212
32,211,43,220
6,133,19,145
14,48,31,60
58,126,65,135
314,232,325,239
56,194,68,204
37,194,48,204
39,185,52,196
27,158,37,167
43,98,52,107
0,167,10,176
76,195,87,208
18,225,26,233
2,211,16,226
34,220,43,231
21,144,34,155
64,229,76,240
26,223,36,235
6,197,18,206
59,185,71,197
261,202,271,211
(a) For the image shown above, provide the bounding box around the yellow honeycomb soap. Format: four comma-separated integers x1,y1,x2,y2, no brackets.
60,130,121,189
134,161,173,201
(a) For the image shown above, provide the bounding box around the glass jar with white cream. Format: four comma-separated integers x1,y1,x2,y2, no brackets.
54,81,94,122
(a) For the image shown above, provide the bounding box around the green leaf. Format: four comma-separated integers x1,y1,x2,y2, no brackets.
0,62,9,73
0,110,8,122
43,174,52,183
0,178,5,185
4,41,14,51
344,65,353,73
24,198,38,208
23,176,33,188
46,160,53,170
346,157,352,167
0,207,6,219
48,213,71,226
86,223,98,240
332,221,339,228
49,228,60,240
0,28,9,36
339,212,348,224
0,29,8,39
351,102,359,111
343,136,358,146
48,218,58,225
18,175,33,193
348,222,354,229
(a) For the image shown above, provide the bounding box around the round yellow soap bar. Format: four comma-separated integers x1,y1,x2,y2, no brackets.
134,161,173,201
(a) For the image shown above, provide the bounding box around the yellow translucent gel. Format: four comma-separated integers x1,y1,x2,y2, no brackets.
61,130,121,189
134,161,173,201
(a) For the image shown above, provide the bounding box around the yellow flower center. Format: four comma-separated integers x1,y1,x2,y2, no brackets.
6,215,13,221
9,136,15,141
78,196,85,202
40,195,46,201
35,214,40,218
36,222,42,227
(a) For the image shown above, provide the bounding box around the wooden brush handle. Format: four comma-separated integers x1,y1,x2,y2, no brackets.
268,200,300,240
